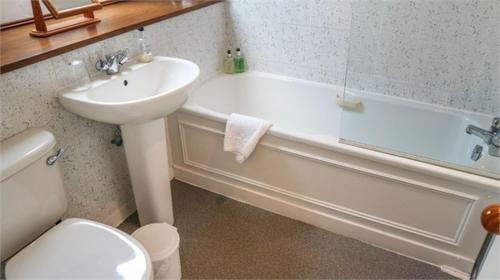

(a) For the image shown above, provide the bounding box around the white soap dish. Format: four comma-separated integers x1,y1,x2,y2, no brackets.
336,95,362,110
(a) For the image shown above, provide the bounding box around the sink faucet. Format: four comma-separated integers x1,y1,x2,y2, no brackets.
95,50,129,75
466,117,500,157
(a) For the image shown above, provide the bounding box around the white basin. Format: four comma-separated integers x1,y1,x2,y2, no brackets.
58,56,200,226
60,56,200,125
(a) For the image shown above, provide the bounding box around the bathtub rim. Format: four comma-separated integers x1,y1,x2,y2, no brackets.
190,71,495,121
181,71,499,191
180,103,499,192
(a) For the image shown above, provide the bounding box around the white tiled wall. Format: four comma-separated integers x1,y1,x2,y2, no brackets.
225,0,499,115
0,3,225,225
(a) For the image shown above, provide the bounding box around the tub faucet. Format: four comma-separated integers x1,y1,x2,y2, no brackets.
466,117,500,157
95,49,128,75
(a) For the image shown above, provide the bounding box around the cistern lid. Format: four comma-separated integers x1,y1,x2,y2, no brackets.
6,218,152,280
0,128,56,182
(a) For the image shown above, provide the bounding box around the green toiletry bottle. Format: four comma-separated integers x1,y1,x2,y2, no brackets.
223,50,234,74
234,48,246,73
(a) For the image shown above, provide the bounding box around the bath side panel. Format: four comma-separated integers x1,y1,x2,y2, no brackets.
168,111,499,275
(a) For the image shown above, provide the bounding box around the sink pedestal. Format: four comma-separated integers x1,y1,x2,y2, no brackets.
121,118,174,225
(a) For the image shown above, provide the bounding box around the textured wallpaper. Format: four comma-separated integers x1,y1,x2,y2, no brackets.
225,0,351,86
347,0,500,115
0,3,225,225
225,0,499,115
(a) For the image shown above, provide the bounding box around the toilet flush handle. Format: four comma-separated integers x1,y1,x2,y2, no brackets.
47,145,69,166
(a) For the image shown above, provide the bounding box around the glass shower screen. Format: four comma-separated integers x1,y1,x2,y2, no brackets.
339,0,499,178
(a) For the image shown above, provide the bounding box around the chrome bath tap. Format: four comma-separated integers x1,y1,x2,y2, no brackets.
466,117,500,157
95,50,129,75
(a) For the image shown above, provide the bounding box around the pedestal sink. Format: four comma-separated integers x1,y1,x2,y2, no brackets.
59,57,200,226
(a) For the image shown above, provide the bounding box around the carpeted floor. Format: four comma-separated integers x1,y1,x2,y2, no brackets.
119,180,456,279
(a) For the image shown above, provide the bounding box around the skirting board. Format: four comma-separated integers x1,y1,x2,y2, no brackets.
173,165,473,277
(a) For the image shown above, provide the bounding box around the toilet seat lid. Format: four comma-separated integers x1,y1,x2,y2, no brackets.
6,218,152,280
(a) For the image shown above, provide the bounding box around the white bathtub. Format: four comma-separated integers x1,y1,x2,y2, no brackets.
340,90,499,179
168,72,500,276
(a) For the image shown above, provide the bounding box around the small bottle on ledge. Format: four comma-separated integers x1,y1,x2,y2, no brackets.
234,48,246,73
223,50,234,74
138,27,153,63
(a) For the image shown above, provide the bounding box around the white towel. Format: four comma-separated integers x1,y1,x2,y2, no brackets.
224,113,272,163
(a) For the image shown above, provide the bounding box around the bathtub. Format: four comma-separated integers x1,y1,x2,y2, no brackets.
168,72,500,276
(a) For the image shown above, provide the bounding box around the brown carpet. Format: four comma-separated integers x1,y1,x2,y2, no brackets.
119,180,456,279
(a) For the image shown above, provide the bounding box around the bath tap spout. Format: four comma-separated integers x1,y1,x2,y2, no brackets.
466,117,500,157
466,125,494,144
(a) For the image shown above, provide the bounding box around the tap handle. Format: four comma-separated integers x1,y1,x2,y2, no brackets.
119,56,128,65
95,59,109,71
492,117,500,131
117,49,128,65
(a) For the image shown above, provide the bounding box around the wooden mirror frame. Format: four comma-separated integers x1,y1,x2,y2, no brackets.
0,1,117,31
42,0,101,18
30,0,103,37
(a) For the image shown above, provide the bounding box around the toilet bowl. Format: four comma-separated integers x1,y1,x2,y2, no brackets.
6,219,152,279
0,128,152,279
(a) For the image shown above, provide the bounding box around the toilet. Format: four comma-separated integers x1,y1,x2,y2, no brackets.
0,128,152,279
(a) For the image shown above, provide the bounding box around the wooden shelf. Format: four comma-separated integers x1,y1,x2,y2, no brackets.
0,0,223,74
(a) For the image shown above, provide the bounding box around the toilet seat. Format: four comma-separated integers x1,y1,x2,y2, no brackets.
6,218,152,280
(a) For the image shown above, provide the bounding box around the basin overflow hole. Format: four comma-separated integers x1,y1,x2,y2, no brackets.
123,80,128,86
